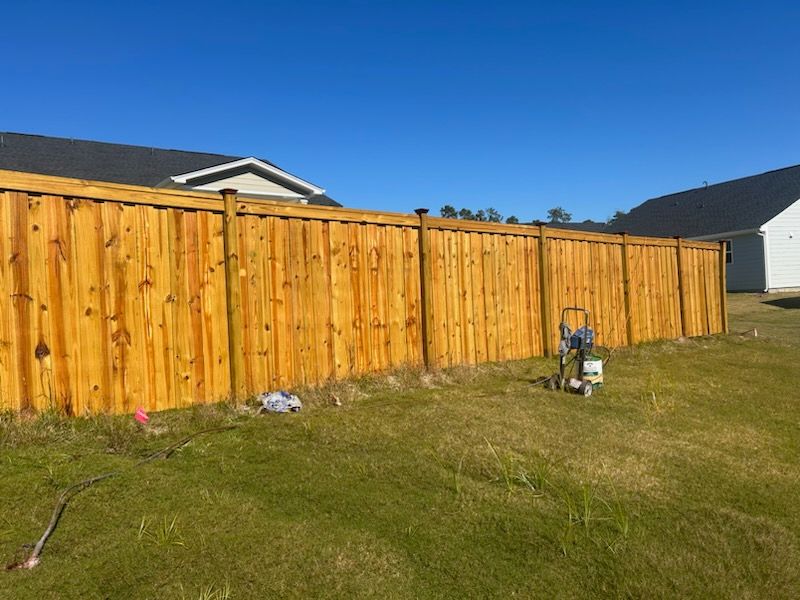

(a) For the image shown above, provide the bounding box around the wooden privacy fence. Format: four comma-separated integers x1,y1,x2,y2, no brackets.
0,170,727,415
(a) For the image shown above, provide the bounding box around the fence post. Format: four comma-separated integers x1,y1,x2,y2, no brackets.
674,237,688,337
718,240,729,333
415,208,434,368
537,223,553,357
221,188,246,398
620,232,635,346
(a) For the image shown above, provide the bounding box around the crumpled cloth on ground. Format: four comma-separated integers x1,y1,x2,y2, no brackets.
258,391,302,413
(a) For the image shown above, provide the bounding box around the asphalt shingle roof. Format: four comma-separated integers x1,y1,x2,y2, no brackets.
0,132,340,207
608,164,800,238
547,220,608,233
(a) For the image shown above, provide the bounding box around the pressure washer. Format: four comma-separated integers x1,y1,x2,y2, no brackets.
545,307,605,397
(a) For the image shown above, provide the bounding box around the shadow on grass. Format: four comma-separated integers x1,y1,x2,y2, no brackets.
762,296,800,309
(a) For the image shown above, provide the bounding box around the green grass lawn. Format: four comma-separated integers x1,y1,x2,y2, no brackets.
2,293,799,599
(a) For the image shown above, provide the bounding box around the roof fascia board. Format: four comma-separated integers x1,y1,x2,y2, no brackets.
155,177,181,189
689,227,761,241
169,157,325,195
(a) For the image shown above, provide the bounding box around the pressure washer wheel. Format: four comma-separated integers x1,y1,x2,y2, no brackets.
578,381,593,397
546,374,561,391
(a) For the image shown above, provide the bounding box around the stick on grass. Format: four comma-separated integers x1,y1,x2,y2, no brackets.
6,425,237,570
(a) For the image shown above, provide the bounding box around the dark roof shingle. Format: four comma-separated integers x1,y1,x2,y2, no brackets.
547,219,608,233
0,132,340,207
608,165,800,238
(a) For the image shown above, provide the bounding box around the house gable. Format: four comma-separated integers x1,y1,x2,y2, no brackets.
762,198,800,290
159,157,326,201
189,170,305,198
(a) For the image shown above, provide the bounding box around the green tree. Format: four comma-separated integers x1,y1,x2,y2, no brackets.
440,205,457,218
547,206,572,223
485,208,503,223
438,206,521,225
607,210,626,225
458,208,476,220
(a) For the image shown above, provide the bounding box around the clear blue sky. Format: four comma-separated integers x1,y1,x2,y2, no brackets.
2,1,799,222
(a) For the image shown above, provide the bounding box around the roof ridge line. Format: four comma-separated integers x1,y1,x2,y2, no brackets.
645,162,800,202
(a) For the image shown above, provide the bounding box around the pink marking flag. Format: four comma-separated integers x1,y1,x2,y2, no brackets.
134,407,149,424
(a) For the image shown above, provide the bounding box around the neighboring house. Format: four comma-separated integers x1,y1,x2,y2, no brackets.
0,132,340,206
609,165,800,292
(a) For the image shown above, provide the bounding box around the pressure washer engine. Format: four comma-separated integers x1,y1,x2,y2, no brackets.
545,307,604,397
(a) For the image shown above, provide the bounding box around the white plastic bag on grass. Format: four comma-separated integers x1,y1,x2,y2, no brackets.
258,391,302,413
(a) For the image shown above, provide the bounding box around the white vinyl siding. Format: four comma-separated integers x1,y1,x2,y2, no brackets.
724,233,766,291
189,171,304,198
763,199,800,290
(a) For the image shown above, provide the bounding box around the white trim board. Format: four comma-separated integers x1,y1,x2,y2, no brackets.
157,157,325,197
760,229,771,292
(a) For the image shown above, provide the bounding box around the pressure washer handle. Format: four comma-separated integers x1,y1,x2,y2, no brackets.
560,307,590,329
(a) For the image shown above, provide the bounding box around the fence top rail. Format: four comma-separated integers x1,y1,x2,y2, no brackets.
0,169,722,250
0,169,418,227
626,235,718,250
556,230,716,249
235,198,418,226
681,240,723,250
548,228,624,244
427,217,618,241
426,217,720,249
427,215,542,236
625,235,679,248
